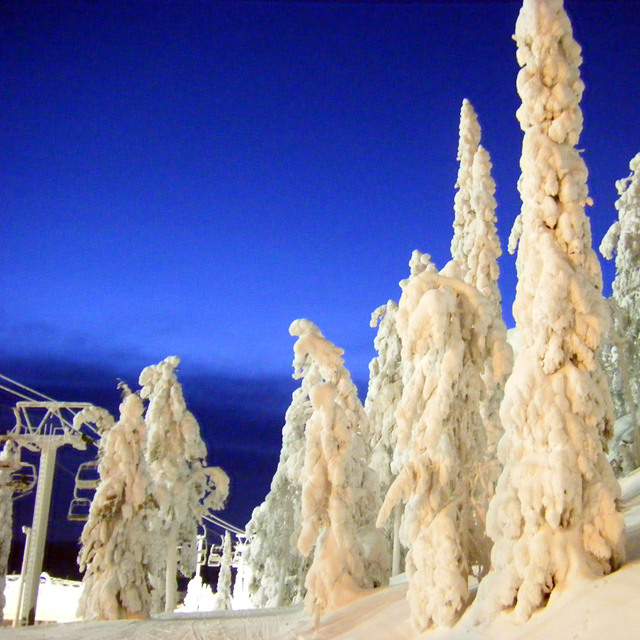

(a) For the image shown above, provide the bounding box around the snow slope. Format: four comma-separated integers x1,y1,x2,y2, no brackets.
3,473,640,640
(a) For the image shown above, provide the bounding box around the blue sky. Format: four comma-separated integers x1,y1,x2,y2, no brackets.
1,0,639,530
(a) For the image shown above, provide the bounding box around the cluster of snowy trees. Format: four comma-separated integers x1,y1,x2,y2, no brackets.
242,0,635,632
1,0,637,631
600,153,640,474
76,356,229,620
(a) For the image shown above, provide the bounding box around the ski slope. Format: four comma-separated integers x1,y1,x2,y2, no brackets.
3,470,640,639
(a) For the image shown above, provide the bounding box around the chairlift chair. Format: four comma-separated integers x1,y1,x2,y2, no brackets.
10,462,37,496
196,533,208,567
67,497,92,521
66,459,99,522
207,543,223,567
75,460,100,489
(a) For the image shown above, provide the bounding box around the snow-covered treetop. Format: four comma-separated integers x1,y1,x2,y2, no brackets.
451,99,481,265
512,0,604,374
290,319,345,384
140,355,207,465
449,100,503,313
405,250,437,282
468,145,502,310
515,0,584,143
139,355,181,404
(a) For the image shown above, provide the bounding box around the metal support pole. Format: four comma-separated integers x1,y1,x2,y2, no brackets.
18,444,58,626
13,526,31,628
391,503,402,577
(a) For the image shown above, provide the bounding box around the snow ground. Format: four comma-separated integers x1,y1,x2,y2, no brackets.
3,472,640,639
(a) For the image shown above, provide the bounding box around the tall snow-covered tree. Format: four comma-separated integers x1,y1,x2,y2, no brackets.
467,145,503,315
213,531,233,610
290,319,382,623
140,356,228,613
377,253,510,631
77,387,155,620
451,99,512,497
364,300,403,576
451,98,482,269
474,0,624,624
243,378,313,608
600,152,640,472
0,441,17,624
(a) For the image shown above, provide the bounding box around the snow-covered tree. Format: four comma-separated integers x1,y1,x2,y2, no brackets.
180,574,216,612
451,98,482,270
243,379,313,608
600,152,640,472
77,387,155,620
364,301,403,576
290,319,381,623
451,99,511,486
377,253,510,631
140,356,228,613
467,145,503,314
474,0,624,624
213,531,233,610
0,441,17,624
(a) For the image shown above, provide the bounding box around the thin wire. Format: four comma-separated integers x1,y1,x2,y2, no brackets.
2,373,244,532
0,384,35,403
0,373,57,403
203,512,246,536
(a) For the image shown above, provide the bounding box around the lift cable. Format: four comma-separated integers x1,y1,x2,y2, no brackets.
0,372,101,443
1,372,245,536
203,512,246,537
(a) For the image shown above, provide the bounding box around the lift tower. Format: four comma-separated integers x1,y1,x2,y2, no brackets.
1,401,100,626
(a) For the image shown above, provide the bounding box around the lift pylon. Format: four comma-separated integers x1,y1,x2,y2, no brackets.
1,401,106,626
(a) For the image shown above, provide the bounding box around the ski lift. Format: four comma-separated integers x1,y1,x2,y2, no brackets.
10,462,37,496
75,460,99,490
196,533,208,567
207,543,223,567
67,497,92,521
0,445,37,498
66,459,99,522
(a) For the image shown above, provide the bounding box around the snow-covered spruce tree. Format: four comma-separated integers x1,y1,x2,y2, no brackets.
140,356,228,613
467,145,503,316
364,300,403,576
213,531,233,610
243,377,314,608
0,441,17,624
600,152,640,472
181,573,216,612
77,387,155,620
291,319,383,623
376,253,510,631
365,301,402,495
451,98,482,270
473,0,625,624
451,100,513,543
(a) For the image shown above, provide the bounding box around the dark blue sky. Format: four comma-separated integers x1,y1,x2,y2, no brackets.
2,0,639,531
